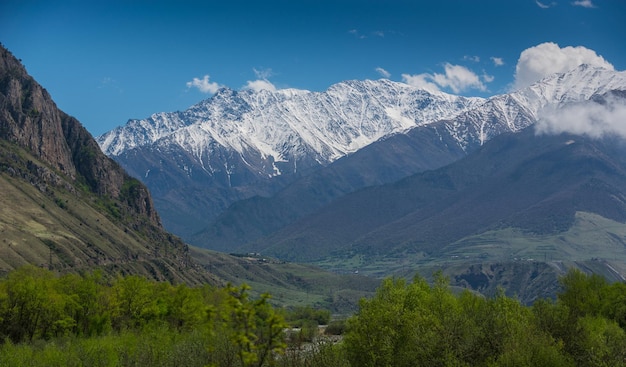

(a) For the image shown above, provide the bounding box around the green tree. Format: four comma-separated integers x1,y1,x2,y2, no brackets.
344,274,572,367
573,315,626,366
344,276,439,367
56,271,111,336
0,266,73,342
558,269,607,319
165,283,209,331
110,274,165,330
222,284,287,367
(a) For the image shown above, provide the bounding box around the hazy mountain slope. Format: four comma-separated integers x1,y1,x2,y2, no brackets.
192,123,468,251
194,65,626,251
98,81,484,238
248,107,626,264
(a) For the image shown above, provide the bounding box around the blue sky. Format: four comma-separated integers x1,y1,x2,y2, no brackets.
1,0,624,136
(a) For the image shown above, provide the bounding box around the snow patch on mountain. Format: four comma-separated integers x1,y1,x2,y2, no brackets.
440,65,626,151
98,65,626,180
98,79,484,171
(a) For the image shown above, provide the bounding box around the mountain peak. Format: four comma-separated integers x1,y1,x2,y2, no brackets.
97,65,626,243
98,78,484,161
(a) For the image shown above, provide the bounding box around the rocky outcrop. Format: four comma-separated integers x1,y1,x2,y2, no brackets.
0,45,160,226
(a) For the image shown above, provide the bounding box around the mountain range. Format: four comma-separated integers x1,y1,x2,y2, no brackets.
97,80,483,237
98,64,626,253
95,62,626,302
3,39,626,305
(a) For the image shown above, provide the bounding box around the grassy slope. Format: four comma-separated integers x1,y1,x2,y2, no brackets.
0,157,378,313
190,246,378,314
0,140,215,284
312,211,626,304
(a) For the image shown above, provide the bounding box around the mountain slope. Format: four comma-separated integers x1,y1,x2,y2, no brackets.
192,122,468,251
194,65,626,251
0,45,215,283
247,97,626,264
98,81,484,237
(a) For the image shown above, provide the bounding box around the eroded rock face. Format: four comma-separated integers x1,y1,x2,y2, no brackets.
0,45,160,226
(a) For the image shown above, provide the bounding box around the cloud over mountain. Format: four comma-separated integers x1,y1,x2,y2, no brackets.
402,63,488,94
186,75,222,94
513,42,613,90
536,95,626,139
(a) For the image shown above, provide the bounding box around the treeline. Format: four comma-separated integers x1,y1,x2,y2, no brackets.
345,270,626,367
0,266,286,367
1,266,626,366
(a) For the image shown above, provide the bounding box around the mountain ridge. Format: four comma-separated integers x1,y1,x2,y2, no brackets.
191,65,626,250
97,79,486,237
245,119,626,263
98,65,626,244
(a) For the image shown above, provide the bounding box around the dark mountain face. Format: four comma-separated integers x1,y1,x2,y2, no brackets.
0,45,213,283
243,119,626,263
102,82,484,240
192,122,472,251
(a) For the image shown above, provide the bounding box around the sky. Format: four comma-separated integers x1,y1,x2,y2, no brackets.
1,0,624,137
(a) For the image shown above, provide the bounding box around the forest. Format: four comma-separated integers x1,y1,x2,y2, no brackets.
0,265,625,366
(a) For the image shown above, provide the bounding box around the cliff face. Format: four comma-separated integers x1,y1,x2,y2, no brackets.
0,45,159,225
0,44,215,284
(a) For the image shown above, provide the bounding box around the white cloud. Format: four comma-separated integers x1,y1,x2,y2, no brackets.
491,57,504,66
536,0,556,8
572,0,595,8
536,96,626,139
98,77,123,93
186,75,222,94
402,63,488,94
401,73,441,93
463,55,480,63
243,68,278,92
253,67,273,80
372,31,385,37
244,79,277,92
432,63,487,93
482,73,495,83
376,67,391,78
348,29,366,39
513,42,614,90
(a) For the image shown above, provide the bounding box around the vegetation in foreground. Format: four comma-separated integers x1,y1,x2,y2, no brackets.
1,266,625,366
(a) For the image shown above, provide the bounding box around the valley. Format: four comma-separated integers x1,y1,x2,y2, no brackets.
3,1,626,364
93,61,626,304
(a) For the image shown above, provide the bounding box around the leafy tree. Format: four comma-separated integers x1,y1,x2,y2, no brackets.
164,283,209,331
0,266,72,342
222,284,287,367
110,274,165,330
56,271,111,336
601,281,626,330
344,273,573,367
557,269,607,319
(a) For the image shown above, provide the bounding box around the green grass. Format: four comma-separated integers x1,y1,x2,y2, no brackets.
310,211,626,278
190,247,378,314
439,211,626,264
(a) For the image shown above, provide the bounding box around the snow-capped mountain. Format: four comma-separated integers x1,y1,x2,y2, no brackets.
99,79,484,171
97,65,626,241
439,64,626,150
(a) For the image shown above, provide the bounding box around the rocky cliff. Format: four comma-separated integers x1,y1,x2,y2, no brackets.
0,45,160,226
0,44,212,283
